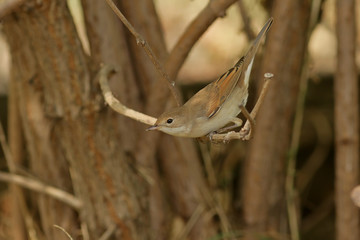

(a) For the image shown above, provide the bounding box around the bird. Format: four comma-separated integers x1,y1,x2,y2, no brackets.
147,18,273,138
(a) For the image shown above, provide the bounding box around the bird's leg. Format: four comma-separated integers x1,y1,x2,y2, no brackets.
216,118,243,133
239,105,255,140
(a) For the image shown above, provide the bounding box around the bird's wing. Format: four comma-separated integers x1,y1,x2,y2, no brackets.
206,17,273,119
206,63,243,118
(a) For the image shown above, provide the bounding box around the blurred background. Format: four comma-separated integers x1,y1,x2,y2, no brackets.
0,0,359,239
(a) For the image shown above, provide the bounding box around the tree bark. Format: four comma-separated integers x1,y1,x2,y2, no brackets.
241,0,311,237
3,1,150,239
335,0,359,240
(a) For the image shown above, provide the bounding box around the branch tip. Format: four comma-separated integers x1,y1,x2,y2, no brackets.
264,72,274,79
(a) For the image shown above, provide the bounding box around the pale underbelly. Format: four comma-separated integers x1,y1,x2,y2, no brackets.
189,87,249,137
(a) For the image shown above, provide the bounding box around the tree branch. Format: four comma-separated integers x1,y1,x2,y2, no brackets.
1,119,79,210
237,0,255,40
104,0,181,106
0,171,82,210
98,65,157,126
166,0,238,79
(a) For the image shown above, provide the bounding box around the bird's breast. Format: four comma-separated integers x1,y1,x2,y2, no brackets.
189,86,249,137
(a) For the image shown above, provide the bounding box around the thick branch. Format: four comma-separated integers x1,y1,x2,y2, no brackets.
166,0,238,79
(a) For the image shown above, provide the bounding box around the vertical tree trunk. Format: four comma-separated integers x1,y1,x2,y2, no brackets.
241,0,311,237
335,0,359,240
7,68,26,240
3,1,150,239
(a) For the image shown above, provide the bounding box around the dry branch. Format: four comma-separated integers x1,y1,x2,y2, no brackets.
166,0,238,79
98,65,157,126
0,171,82,209
54,225,74,240
105,0,181,106
237,0,255,40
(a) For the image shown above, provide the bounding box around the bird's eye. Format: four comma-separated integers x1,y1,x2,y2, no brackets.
166,118,173,124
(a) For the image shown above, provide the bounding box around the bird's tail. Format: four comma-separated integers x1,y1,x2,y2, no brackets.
235,17,273,67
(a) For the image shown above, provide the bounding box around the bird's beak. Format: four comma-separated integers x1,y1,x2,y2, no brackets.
146,125,159,131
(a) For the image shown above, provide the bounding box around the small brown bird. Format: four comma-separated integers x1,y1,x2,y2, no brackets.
147,18,273,138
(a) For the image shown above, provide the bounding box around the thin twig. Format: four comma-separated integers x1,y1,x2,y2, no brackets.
54,225,73,240
239,105,255,139
98,65,157,126
81,222,90,240
201,187,235,239
0,171,82,210
104,0,181,106
0,119,15,171
297,112,332,193
286,60,309,240
249,72,273,118
199,144,217,188
1,109,35,238
237,0,255,40
99,224,116,240
176,204,206,240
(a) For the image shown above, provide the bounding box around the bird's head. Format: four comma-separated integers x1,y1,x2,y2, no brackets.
146,107,190,137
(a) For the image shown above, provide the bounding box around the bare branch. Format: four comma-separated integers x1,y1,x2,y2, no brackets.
104,0,181,106
99,224,116,240
54,225,74,240
0,171,82,210
0,119,15,171
176,204,206,240
0,0,24,18
98,65,157,126
237,0,255,40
